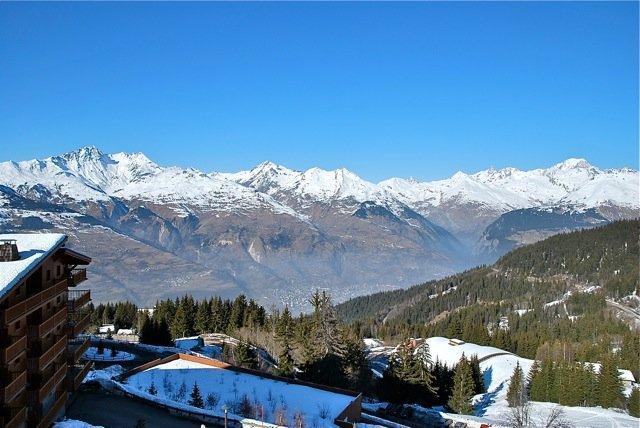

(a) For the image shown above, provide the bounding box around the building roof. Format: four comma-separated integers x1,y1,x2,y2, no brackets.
0,233,67,299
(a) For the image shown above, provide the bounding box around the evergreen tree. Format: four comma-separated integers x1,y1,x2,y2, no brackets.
277,342,295,377
171,304,190,339
597,355,624,408
506,362,525,407
147,381,157,396
448,355,475,415
195,300,211,334
468,354,484,394
228,295,247,332
628,387,640,418
188,382,204,408
528,360,543,401
234,341,257,369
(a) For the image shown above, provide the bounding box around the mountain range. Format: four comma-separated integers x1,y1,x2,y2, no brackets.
0,146,637,309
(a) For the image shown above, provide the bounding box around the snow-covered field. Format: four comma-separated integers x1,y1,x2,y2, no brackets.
122,357,356,427
83,347,136,362
364,337,639,428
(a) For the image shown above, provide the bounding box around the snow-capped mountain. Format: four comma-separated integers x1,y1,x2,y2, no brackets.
0,146,637,309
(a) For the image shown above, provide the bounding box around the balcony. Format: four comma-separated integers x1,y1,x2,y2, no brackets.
68,312,91,337
68,360,93,392
3,407,26,428
2,279,67,324
68,268,87,287
36,363,67,403
37,392,67,428
27,306,68,340
68,337,90,363
1,370,26,403
1,336,26,364
67,289,91,313
27,335,66,373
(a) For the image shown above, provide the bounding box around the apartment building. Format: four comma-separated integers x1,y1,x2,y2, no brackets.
0,234,92,428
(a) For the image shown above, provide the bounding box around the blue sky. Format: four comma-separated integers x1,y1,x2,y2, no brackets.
1,2,637,181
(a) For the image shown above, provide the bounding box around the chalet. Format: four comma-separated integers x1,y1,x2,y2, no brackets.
0,234,92,428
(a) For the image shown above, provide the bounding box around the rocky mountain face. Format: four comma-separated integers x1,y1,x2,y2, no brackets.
0,147,637,310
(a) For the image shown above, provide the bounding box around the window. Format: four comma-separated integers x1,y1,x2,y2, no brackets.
56,265,61,276
57,296,61,303
47,303,51,310
46,270,51,281
14,320,20,329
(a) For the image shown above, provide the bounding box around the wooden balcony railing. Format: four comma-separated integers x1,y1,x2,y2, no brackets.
1,336,26,364
37,392,67,428
67,361,93,391
28,335,66,372
67,289,91,313
68,337,90,362
69,312,91,337
1,370,26,403
27,306,68,340
3,407,26,428
37,363,67,402
69,269,87,287
3,279,67,324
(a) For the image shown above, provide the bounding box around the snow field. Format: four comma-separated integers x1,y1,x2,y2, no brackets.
123,358,357,428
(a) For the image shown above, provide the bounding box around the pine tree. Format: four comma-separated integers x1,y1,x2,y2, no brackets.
234,341,257,369
628,387,640,418
413,343,438,397
528,360,543,401
171,304,189,339
275,305,295,377
468,354,484,394
228,295,247,332
97,340,104,355
597,355,624,409
506,362,525,407
188,382,204,408
448,356,475,415
195,301,211,334
277,342,295,377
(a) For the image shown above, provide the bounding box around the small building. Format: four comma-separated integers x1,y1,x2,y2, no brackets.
98,324,115,333
116,328,135,335
619,369,636,389
119,354,363,427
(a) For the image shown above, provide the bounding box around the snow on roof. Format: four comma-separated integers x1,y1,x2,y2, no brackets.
174,336,203,350
425,337,513,368
125,356,357,425
0,233,66,299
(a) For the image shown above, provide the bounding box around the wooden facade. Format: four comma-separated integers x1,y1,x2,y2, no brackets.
0,235,92,428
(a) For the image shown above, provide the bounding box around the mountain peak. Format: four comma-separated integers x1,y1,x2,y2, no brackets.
59,145,105,161
553,158,593,170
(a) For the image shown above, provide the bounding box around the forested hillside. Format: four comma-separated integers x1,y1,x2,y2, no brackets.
336,220,639,377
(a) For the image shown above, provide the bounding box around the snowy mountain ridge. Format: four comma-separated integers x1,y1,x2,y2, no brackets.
2,146,636,215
